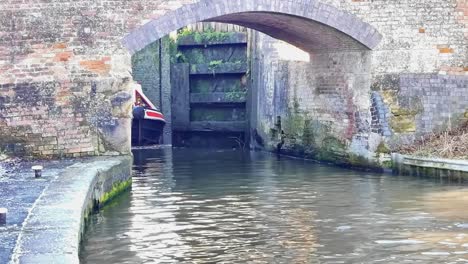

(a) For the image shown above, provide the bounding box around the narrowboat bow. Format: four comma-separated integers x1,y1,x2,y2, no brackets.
132,87,166,146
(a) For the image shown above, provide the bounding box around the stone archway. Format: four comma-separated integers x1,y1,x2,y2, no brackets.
123,0,383,163
122,0,382,54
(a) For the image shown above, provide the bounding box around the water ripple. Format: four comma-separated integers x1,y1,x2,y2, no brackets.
81,149,468,263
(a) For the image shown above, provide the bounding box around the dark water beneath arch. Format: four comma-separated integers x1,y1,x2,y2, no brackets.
80,149,468,263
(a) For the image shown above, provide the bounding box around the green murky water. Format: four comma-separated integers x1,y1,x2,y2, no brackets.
81,149,468,263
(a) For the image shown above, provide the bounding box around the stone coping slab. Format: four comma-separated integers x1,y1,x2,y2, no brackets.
0,159,77,264
392,153,468,180
8,156,132,264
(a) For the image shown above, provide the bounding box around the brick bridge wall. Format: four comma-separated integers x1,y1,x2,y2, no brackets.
251,0,467,167
0,0,192,157
0,0,466,160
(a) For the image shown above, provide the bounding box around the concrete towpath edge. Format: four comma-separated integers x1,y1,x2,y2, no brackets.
9,155,133,264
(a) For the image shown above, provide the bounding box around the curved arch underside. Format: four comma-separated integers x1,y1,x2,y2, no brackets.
123,0,382,54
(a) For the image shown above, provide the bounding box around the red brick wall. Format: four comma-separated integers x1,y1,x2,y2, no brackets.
0,0,466,157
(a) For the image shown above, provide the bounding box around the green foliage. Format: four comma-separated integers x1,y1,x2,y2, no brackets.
178,27,193,37
177,28,234,44
185,49,205,64
225,90,247,101
208,60,224,76
208,60,223,69
382,160,393,169
168,38,182,64
175,52,188,63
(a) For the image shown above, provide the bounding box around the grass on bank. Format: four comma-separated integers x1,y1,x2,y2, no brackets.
398,120,468,160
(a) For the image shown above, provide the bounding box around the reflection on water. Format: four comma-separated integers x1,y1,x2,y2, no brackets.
422,190,468,220
81,149,468,263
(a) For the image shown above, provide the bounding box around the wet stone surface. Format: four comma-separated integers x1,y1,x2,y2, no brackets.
8,156,132,263
0,158,76,263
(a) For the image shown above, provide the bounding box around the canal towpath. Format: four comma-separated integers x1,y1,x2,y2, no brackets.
0,155,132,263
0,157,77,263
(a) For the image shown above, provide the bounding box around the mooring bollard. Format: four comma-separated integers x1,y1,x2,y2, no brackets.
32,165,43,178
0,208,7,225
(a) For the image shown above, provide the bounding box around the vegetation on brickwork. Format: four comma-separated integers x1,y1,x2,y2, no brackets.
175,52,188,63
268,97,385,169
132,41,160,66
168,38,179,63
208,60,223,73
398,120,468,160
376,141,391,154
184,49,204,64
224,76,247,101
381,160,393,169
178,28,234,44
279,97,347,159
225,90,247,101
282,97,306,139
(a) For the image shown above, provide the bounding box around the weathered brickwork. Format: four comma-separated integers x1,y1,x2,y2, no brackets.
370,92,392,137
319,0,467,75
0,0,466,159
251,34,382,166
397,74,468,135
132,42,162,109
249,0,466,167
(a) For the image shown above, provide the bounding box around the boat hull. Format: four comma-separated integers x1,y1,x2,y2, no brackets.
132,107,166,146
132,118,165,146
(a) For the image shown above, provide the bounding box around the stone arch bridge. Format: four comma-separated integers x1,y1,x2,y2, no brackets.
123,0,382,54
0,0,466,166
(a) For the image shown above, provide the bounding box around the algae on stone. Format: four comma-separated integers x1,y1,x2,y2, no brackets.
381,89,421,133
99,178,132,207
376,141,391,154
390,115,416,133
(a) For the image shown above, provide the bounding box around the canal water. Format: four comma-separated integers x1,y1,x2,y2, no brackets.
80,148,468,263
